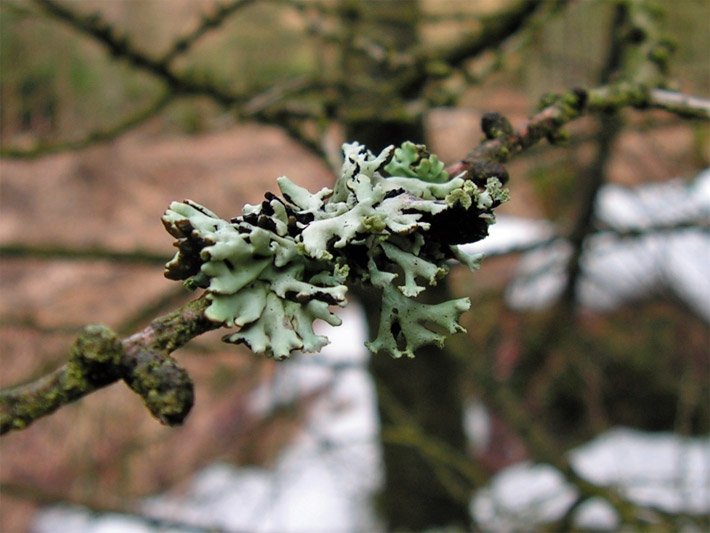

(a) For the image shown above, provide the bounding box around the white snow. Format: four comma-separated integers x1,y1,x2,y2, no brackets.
460,215,556,257
500,169,710,320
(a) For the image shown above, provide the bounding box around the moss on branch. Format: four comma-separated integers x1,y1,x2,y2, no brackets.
0,297,217,435
0,325,123,433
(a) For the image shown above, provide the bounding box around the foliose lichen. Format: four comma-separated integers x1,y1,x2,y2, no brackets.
162,141,509,359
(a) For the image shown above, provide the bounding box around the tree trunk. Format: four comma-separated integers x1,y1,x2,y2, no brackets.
340,2,473,529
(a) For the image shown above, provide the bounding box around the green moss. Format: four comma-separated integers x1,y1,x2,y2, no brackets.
69,324,124,387
123,351,194,425
0,325,125,433
496,146,510,161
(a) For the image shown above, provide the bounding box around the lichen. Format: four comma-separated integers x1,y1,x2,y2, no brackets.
383,141,449,183
366,285,471,359
162,141,509,359
123,349,194,425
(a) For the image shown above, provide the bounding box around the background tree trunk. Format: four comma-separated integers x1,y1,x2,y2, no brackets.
340,2,473,529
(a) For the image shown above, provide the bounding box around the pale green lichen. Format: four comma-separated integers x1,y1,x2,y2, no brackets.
384,141,449,183
366,285,471,359
162,141,509,359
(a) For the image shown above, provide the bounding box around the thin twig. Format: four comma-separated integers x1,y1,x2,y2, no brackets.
159,0,258,66
648,88,710,119
0,92,173,159
31,0,243,106
0,243,168,265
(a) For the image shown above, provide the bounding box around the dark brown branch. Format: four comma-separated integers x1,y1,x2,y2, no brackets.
396,0,549,97
24,0,333,159
0,92,173,159
448,0,706,180
31,0,243,106
0,297,218,434
159,0,258,66
0,243,168,265
560,0,628,308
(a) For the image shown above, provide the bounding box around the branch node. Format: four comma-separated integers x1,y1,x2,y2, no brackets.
481,111,514,140
69,324,124,388
467,159,509,186
122,350,194,426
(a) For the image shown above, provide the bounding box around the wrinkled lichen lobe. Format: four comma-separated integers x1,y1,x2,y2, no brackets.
162,141,508,359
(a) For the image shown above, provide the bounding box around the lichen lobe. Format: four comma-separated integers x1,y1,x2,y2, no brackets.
161,141,509,359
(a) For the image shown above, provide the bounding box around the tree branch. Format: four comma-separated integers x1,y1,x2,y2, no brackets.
159,0,258,66
648,88,710,119
3,0,707,437
0,92,173,159
0,296,217,434
30,0,241,106
396,0,550,97
2,76,706,434
560,0,628,308
0,243,168,265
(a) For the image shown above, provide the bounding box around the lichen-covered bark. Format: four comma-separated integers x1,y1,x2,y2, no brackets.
0,297,217,435
0,325,123,432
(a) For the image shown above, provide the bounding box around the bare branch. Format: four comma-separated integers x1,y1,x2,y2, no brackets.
396,0,552,97
159,0,258,66
0,92,173,159
0,243,168,265
31,0,243,106
648,88,710,119
2,73,705,434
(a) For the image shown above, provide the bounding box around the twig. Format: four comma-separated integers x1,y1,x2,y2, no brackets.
2,85,705,434
648,88,710,119
0,297,217,434
159,0,258,66
0,92,173,159
3,0,707,437
0,243,168,265
396,0,549,97
31,0,243,106
460,0,567,87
